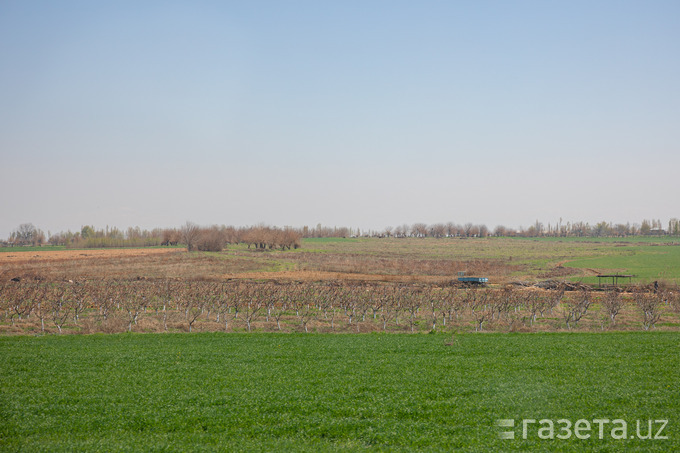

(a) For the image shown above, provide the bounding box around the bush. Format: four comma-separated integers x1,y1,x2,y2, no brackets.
196,228,226,252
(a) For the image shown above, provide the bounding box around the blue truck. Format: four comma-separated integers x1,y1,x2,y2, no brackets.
456,272,488,285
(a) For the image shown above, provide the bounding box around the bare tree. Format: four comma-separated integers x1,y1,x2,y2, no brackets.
563,289,591,330
411,223,428,238
181,222,201,251
147,280,170,331
634,291,662,331
70,282,90,325
161,228,181,246
494,225,508,237
241,285,262,332
600,290,624,326
380,292,397,332
430,224,446,239
34,283,49,333
9,223,45,246
492,285,516,323
182,282,208,333
543,288,564,317
426,287,441,331
404,287,423,333
270,285,290,331
355,287,372,327
467,289,492,331
49,285,71,334
293,286,314,332
122,283,145,332
317,285,338,330
668,289,680,314
196,226,227,252
525,291,544,326
8,283,34,325
441,287,465,325
370,288,384,321
212,282,231,331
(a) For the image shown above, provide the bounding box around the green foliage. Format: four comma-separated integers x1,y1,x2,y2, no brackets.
80,225,95,239
1,332,678,451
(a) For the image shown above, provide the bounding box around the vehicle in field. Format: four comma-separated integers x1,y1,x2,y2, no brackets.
456,271,488,285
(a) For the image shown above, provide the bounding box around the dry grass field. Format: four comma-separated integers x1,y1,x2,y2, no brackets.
2,236,679,285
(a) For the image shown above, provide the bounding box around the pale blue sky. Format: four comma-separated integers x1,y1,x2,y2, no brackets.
1,1,679,237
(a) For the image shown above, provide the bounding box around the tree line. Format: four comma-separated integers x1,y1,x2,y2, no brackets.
3,223,302,252
3,218,679,249
377,218,680,238
2,280,678,335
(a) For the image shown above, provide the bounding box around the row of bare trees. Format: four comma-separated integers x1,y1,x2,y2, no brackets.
2,281,678,335
379,219,680,239
177,223,302,252
6,222,303,252
7,217,678,249
5,223,46,246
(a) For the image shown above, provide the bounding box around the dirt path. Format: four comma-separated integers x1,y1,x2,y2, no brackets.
554,260,601,276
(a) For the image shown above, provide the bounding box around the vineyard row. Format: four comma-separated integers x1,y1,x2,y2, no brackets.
2,281,679,335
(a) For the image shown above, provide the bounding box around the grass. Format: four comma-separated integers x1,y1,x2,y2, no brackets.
1,332,678,451
302,237,361,244
278,237,680,284
566,245,680,284
0,245,66,253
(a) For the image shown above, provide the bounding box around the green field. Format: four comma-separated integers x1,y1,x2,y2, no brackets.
1,332,678,451
566,244,680,284
0,245,66,253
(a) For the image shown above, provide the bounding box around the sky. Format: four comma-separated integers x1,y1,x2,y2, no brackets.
1,0,679,238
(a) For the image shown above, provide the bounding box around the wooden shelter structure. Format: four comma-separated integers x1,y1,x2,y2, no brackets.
596,274,634,288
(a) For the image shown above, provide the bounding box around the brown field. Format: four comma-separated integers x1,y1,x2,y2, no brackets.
0,248,272,282
0,248,523,285
0,247,181,265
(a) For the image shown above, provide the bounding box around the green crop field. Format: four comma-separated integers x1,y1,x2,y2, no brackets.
566,245,680,284
1,332,678,451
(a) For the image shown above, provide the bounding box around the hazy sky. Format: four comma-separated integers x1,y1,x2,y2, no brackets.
2,1,679,238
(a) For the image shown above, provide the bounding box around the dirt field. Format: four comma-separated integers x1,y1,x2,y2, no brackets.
0,247,182,265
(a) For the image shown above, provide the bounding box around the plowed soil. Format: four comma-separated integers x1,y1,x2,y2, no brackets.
0,248,182,265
